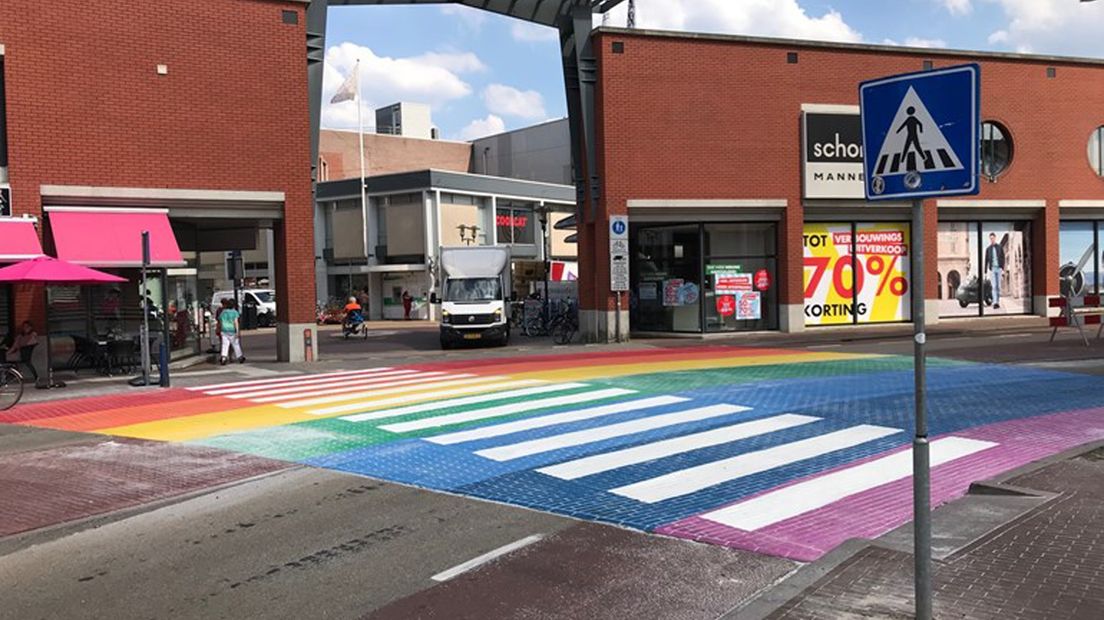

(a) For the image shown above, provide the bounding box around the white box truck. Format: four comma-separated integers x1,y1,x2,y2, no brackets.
432,246,512,348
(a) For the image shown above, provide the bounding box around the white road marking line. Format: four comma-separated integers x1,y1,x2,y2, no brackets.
336,382,581,421
699,436,998,531
537,414,821,480
430,534,545,582
188,368,392,391
306,377,547,414
222,370,430,400
473,403,751,463
206,368,416,396
380,388,637,434
426,395,691,446
248,372,457,403
278,375,507,410
611,424,902,504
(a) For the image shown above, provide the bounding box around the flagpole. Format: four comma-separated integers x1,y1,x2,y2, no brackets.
356,60,369,269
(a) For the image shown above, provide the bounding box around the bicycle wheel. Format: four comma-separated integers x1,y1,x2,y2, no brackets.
0,367,25,411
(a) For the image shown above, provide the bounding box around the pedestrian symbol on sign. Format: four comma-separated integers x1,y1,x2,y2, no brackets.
872,86,963,177
611,220,627,237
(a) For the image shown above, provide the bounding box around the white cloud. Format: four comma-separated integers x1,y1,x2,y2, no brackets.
980,0,1104,57
414,51,488,73
511,21,558,43
440,5,487,30
458,114,506,141
939,0,973,16
482,84,547,120
883,37,948,49
321,42,482,131
598,0,862,43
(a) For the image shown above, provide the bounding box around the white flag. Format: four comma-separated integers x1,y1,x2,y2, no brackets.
330,65,358,104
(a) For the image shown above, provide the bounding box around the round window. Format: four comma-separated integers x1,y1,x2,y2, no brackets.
1088,126,1104,177
980,121,1013,180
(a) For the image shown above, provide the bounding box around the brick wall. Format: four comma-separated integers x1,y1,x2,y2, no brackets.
319,130,472,180
592,30,1104,314
0,0,314,324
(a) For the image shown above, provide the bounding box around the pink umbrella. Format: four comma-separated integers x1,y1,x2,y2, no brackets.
0,256,126,285
0,256,126,388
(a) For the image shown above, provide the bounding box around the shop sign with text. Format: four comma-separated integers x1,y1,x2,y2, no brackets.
803,110,865,199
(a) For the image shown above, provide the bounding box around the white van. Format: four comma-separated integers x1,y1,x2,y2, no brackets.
210,289,276,327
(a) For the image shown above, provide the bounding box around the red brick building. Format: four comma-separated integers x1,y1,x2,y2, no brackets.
581,28,1104,337
0,0,317,363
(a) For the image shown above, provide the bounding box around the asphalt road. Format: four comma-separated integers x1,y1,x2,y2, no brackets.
0,466,792,620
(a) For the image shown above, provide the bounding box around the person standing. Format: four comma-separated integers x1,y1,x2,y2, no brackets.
401,289,413,320
3,321,39,381
218,298,245,365
984,232,1005,309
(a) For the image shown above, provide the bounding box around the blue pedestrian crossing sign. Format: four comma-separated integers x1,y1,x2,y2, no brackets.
860,64,980,201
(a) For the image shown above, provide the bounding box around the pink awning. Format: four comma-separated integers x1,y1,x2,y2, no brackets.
0,218,44,262
47,208,184,267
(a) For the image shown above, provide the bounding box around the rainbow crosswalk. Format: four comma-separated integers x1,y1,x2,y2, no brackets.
6,345,1104,561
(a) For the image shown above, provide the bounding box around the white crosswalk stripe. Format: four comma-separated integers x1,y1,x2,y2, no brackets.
536,414,821,480
189,368,392,392
337,382,586,421
247,372,458,403
699,436,997,531
309,377,549,414
474,404,751,462
426,395,690,446
379,388,637,434
277,375,507,409
220,370,425,399
610,424,901,503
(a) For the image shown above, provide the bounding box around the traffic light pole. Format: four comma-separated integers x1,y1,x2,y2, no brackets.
911,198,932,620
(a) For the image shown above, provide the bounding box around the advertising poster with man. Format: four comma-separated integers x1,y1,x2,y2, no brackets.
804,222,911,325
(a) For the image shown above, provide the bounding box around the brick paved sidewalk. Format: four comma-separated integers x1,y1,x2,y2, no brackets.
757,446,1104,620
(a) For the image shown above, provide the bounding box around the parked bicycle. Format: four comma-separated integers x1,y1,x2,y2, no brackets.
549,298,579,345
0,365,25,411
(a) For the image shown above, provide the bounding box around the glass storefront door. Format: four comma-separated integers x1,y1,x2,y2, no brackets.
937,221,1032,317
632,225,702,333
630,222,778,334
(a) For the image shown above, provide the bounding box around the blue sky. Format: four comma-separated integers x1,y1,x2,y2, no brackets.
321,0,1104,141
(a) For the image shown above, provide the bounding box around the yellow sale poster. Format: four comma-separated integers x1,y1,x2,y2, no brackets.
855,222,911,323
804,222,911,326
803,223,856,326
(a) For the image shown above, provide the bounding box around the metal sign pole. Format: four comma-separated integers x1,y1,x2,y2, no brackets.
911,199,932,620
140,231,151,386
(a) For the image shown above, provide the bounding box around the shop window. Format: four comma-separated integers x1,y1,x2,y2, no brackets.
703,223,778,333
937,221,1032,317
980,121,1013,180
1058,221,1096,297
496,201,536,245
631,223,778,334
1089,127,1104,178
804,222,911,326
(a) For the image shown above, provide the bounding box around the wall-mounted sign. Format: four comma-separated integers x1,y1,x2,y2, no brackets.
610,215,629,292
803,110,865,199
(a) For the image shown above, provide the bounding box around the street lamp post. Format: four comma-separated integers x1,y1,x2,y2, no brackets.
536,205,551,324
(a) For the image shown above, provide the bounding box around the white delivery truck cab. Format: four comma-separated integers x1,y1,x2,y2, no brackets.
433,246,512,349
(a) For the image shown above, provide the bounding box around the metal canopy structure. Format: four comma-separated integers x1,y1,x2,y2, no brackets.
327,1,623,27
307,0,626,218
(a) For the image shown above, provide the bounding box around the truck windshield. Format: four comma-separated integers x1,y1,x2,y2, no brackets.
445,278,502,302
252,291,274,303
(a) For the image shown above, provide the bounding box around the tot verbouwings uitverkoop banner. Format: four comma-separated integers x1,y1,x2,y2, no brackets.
803,222,911,326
